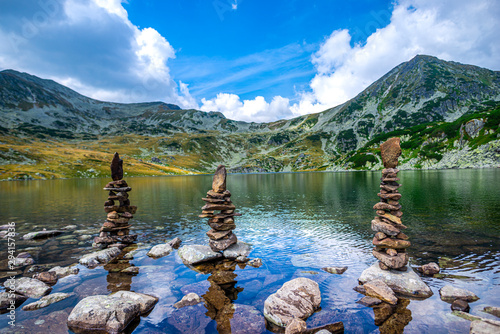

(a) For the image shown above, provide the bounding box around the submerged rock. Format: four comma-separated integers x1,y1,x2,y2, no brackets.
358,262,433,298
173,293,203,309
23,230,64,240
216,303,266,334
248,258,263,268
264,277,321,327
79,247,121,268
439,285,479,302
22,292,73,311
178,244,222,265
147,243,173,258
322,266,348,275
3,277,52,298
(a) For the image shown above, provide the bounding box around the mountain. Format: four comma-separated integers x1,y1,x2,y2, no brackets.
1,55,499,180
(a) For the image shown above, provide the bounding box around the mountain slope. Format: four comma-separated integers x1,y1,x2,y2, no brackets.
1,55,499,180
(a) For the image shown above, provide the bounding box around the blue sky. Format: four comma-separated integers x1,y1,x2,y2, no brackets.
0,0,499,122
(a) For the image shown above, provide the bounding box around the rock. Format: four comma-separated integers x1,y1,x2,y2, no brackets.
11,252,35,268
418,262,440,275
380,137,401,168
0,292,27,313
216,303,266,334
174,293,203,309
33,271,58,285
307,323,344,334
110,291,158,314
223,242,252,259
483,306,500,318
79,247,121,268
359,262,433,298
322,266,348,275
285,317,307,334
48,265,79,278
147,243,173,258
168,237,182,248
111,152,123,181
439,285,479,302
23,230,64,240
207,228,233,240
363,280,398,305
212,165,227,192
373,237,411,249
178,244,223,265
353,285,366,294
67,295,140,333
451,299,470,312
470,320,500,334
209,232,237,252
235,255,249,262
373,250,409,269
22,292,73,311
357,296,382,307
371,219,401,236
264,277,321,327
3,277,52,298
248,258,263,267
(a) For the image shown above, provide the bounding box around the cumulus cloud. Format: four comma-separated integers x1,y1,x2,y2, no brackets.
204,0,500,120
0,0,197,108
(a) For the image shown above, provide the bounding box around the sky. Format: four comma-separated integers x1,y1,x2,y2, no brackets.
0,0,499,123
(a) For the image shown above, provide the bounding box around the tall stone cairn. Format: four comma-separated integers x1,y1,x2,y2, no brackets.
371,138,411,271
200,165,241,252
94,152,138,248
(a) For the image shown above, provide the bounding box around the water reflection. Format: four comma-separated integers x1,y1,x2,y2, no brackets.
373,299,412,333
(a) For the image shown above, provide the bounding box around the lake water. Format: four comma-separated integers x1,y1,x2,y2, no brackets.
0,169,499,333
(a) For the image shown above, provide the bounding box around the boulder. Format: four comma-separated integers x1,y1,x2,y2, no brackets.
22,292,73,311
147,243,173,258
178,245,223,265
110,291,158,313
363,280,398,305
322,266,348,275
173,293,203,309
22,230,64,240
3,277,52,298
79,247,121,268
223,242,252,259
359,262,433,298
264,277,321,327
439,285,479,302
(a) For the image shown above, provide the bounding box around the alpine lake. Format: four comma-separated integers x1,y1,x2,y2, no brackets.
0,168,499,333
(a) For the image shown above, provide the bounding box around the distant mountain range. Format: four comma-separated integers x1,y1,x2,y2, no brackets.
1,55,499,180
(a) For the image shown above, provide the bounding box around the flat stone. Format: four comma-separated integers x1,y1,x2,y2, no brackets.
48,265,79,278
178,244,223,265
22,292,73,311
373,250,408,269
264,277,321,327
202,203,236,211
223,242,252,259
110,291,158,314
439,285,479,302
322,266,348,275
174,293,203,309
209,232,237,252
0,292,28,312
363,279,398,305
373,237,411,249
373,202,400,211
207,189,231,198
371,218,403,236
359,262,433,298
3,277,52,298
23,230,64,240
67,295,140,333
207,228,233,240
212,165,227,192
147,243,173,258
357,296,382,307
208,220,236,231
79,247,121,268
377,212,403,225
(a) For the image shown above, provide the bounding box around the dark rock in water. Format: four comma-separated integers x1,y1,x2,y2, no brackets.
357,296,383,307
22,292,73,311
110,152,123,181
3,277,52,298
173,293,203,309
264,277,321,327
418,262,440,276
380,137,401,168
23,230,64,240
439,285,479,302
212,165,227,193
451,299,470,312
0,292,27,313
33,271,58,285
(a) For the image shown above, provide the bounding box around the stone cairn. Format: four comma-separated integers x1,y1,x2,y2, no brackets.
200,165,241,252
371,138,411,271
94,152,137,248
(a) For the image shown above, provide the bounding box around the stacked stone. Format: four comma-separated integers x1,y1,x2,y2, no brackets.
200,165,241,252
95,153,137,248
371,138,411,271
